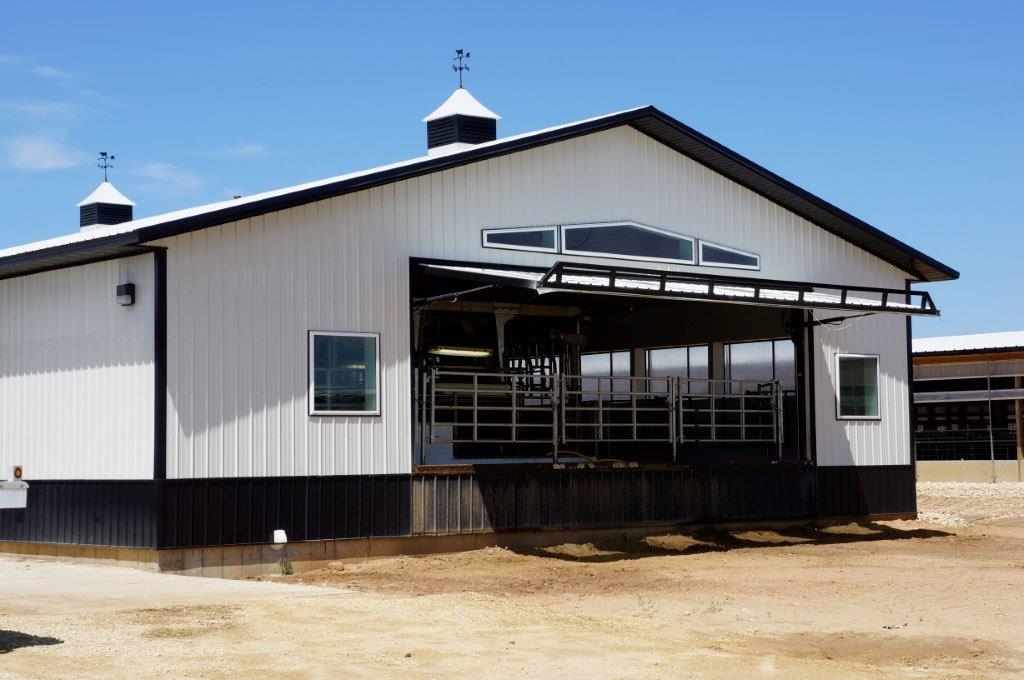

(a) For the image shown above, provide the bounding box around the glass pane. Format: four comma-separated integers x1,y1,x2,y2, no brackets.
725,341,774,393
312,334,378,413
773,339,796,391
687,345,709,394
580,352,611,401
838,356,879,417
701,243,759,268
647,347,687,393
611,350,631,399
563,224,693,262
485,229,555,250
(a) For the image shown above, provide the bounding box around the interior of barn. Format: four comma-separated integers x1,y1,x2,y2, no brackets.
411,260,809,466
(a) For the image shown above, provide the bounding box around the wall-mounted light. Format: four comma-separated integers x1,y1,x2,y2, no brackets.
428,346,493,358
116,283,135,306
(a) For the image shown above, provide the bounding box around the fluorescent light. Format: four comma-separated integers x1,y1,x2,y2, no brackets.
428,346,493,358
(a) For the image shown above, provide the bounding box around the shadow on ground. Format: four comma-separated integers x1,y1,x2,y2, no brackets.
0,630,63,654
515,522,953,563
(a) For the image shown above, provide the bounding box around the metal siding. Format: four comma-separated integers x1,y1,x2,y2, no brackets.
159,126,909,478
0,481,158,548
813,312,911,466
0,254,155,479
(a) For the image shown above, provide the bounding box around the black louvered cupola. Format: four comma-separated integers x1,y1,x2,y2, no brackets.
77,181,135,230
423,88,500,155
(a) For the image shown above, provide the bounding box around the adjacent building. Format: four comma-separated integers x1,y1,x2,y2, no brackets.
913,331,1024,482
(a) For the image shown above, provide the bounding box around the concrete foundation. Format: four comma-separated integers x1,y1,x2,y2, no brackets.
917,460,1024,483
1,513,916,578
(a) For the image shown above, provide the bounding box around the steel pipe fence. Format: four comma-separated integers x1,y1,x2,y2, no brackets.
419,369,783,459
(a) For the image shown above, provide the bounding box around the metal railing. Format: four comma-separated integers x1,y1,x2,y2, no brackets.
419,368,783,461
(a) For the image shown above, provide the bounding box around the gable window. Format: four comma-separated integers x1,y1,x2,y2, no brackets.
698,241,760,270
836,354,879,419
482,227,558,253
561,222,695,265
309,331,381,416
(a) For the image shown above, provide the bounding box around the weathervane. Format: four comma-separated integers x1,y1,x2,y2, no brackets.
97,152,115,182
452,49,470,88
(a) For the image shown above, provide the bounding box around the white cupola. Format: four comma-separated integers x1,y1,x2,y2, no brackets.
77,181,135,231
423,88,500,156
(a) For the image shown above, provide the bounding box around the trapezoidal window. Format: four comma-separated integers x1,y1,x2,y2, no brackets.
308,331,381,416
698,241,760,270
561,222,695,265
482,226,558,253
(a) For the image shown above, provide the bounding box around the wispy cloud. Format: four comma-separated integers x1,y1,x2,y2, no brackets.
195,142,269,159
31,65,74,80
2,132,84,171
0,54,76,81
137,162,204,193
0,99,82,119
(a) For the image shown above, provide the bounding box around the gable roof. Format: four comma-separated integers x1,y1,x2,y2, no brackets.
0,106,958,282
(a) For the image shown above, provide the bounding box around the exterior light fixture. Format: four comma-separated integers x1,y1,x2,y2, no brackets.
116,283,136,306
428,346,493,358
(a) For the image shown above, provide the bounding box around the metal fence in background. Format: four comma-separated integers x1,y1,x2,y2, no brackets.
915,428,1019,461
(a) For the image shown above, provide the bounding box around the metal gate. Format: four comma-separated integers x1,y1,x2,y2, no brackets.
418,369,783,461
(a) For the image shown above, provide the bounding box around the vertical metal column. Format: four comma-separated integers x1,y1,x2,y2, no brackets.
552,374,560,464
988,363,996,483
1016,376,1023,482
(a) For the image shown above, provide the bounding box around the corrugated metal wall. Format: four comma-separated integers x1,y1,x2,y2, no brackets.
813,312,911,466
0,254,155,479
156,125,911,478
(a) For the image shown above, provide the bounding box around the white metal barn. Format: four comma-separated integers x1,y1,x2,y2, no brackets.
0,88,957,569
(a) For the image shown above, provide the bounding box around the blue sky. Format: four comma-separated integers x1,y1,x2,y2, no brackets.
1,1,1021,337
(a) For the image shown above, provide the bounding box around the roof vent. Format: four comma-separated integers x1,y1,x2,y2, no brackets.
423,88,500,156
77,181,135,231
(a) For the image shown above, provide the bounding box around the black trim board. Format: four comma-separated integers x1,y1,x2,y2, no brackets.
153,248,167,481
1,466,915,549
1,107,957,283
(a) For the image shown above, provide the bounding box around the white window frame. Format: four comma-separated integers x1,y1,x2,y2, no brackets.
835,353,881,421
481,226,559,254
560,221,696,266
698,240,761,271
308,330,382,416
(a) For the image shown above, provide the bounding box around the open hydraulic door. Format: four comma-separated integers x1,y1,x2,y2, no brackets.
419,260,939,316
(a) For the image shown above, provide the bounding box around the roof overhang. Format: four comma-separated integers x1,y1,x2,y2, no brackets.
0,106,958,283
420,260,940,316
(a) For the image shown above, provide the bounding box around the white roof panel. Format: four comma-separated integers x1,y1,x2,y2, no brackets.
76,181,135,207
423,88,501,122
913,331,1024,355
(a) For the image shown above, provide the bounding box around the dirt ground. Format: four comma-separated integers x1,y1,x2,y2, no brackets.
1,483,1023,679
